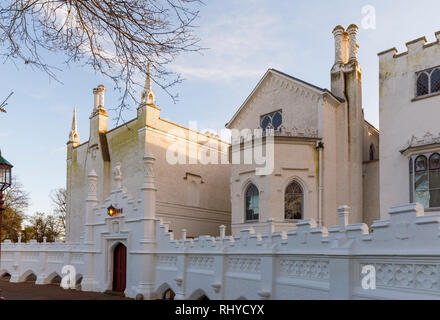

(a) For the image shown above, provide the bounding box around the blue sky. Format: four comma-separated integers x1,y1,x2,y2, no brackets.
1,0,440,217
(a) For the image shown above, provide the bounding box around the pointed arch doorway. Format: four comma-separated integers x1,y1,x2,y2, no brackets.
113,243,127,292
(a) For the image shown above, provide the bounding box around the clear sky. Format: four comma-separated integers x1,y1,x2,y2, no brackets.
1,0,440,217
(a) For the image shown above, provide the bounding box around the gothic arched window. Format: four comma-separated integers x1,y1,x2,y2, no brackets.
431,69,440,94
245,183,259,221
260,110,282,131
417,72,429,96
414,155,429,208
369,144,375,161
429,153,440,207
284,181,303,220
416,67,440,97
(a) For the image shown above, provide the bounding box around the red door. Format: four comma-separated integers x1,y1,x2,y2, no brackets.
113,243,127,292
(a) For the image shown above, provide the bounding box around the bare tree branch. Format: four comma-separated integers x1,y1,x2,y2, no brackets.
50,187,66,232
0,0,204,120
0,91,13,113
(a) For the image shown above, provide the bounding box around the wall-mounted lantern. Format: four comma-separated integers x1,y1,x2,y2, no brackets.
107,205,123,217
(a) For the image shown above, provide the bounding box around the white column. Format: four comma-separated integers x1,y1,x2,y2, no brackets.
82,170,99,292
135,152,158,299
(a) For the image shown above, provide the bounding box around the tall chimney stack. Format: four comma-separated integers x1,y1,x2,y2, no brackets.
93,88,99,111
97,84,106,110
347,24,359,63
332,25,345,65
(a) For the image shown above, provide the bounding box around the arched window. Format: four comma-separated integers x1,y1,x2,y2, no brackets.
245,183,259,221
429,153,440,207
414,155,429,208
431,69,440,93
260,110,282,131
285,181,303,220
417,72,429,96
369,144,375,161
163,288,175,300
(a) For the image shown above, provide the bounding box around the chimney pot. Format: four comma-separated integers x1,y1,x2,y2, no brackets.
347,24,359,62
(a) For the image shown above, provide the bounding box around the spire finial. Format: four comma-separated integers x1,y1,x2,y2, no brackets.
68,107,80,145
142,62,155,105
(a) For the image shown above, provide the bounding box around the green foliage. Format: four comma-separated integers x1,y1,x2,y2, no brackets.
1,176,29,242
24,212,63,243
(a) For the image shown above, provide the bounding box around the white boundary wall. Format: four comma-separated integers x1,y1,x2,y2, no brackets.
2,153,440,300
2,203,440,299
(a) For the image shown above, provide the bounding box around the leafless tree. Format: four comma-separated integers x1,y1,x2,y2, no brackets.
0,1,203,120
1,176,30,242
3,176,30,214
50,187,66,232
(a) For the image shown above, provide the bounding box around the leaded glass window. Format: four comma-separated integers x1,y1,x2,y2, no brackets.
417,72,429,96
431,69,440,93
429,153,440,207
260,110,282,131
245,183,259,221
410,153,440,208
414,155,429,208
416,67,440,97
285,181,303,220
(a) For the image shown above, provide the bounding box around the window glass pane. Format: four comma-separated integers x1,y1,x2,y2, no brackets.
285,194,303,219
260,110,282,131
430,153,440,169
415,171,429,208
261,116,271,130
272,112,282,130
417,72,429,96
285,182,303,220
245,184,259,221
415,156,427,172
431,69,440,93
430,190,440,207
430,169,440,189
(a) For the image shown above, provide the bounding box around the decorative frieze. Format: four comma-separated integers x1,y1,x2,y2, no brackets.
157,255,177,267
188,256,214,270
47,252,64,263
360,262,440,291
227,257,261,274
279,258,329,280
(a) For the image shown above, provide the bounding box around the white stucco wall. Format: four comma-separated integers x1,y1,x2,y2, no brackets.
379,34,440,219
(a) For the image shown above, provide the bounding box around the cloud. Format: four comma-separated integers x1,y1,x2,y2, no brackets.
172,65,262,80
50,146,66,154
0,132,8,137
171,8,287,81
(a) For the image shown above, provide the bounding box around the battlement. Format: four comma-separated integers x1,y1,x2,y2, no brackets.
378,31,440,60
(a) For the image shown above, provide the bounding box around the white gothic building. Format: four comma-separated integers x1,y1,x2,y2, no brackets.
2,24,440,300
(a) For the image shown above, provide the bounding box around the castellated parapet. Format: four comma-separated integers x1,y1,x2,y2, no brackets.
378,31,440,61
378,30,440,221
